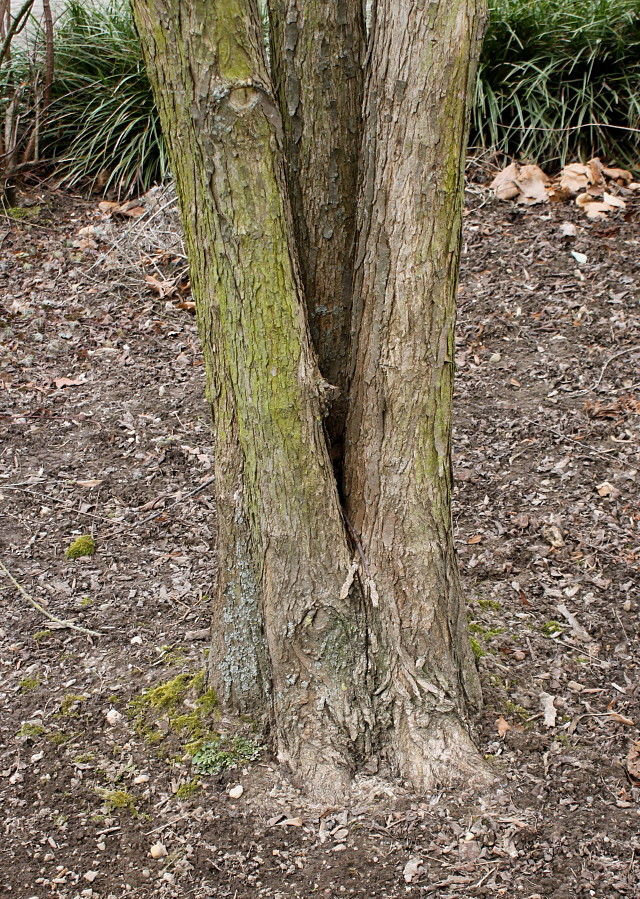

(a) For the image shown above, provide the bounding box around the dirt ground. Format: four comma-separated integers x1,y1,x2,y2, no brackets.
1,176,639,899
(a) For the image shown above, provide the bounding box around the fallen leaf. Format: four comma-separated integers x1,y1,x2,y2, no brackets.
497,715,511,737
560,163,590,194
608,712,634,726
596,481,620,498
516,164,550,204
603,191,626,210
467,534,483,544
277,816,303,827
491,163,521,201
98,200,119,214
540,692,557,727
54,376,85,389
585,202,613,220
557,604,591,642
627,740,640,784
542,524,564,548
459,839,482,862
403,858,424,883
146,275,177,298
602,165,632,183
559,222,577,238
76,479,103,488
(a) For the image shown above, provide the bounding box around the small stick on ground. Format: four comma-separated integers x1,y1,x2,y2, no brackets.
0,558,102,637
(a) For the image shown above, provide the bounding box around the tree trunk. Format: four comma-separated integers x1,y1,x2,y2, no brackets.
132,0,490,795
132,0,373,797
267,0,365,453
344,0,487,790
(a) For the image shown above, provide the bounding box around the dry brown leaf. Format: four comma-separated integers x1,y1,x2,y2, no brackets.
145,275,177,298
119,205,145,218
540,693,557,728
76,479,103,488
587,157,604,185
608,712,634,726
627,740,640,784
596,481,619,498
602,165,632,183
560,163,590,194
575,192,595,208
584,202,612,220
603,191,626,210
497,715,511,737
467,534,483,544
277,817,303,827
54,376,85,389
542,524,564,548
98,200,119,214
516,164,549,204
491,163,521,201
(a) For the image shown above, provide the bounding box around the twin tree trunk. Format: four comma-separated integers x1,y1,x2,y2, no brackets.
132,0,488,796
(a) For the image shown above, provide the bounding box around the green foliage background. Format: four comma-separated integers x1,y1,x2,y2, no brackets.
2,0,639,193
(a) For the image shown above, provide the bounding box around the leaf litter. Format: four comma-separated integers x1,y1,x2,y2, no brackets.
0,173,639,897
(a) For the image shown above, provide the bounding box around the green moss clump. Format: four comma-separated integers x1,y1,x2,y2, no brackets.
33,630,53,643
59,693,86,716
65,535,96,559
470,636,485,661
73,752,95,764
134,673,193,711
129,671,219,752
176,778,201,800
80,597,93,608
477,599,501,611
6,205,41,220
97,788,138,814
48,731,72,745
19,674,41,692
542,620,563,637
18,723,46,739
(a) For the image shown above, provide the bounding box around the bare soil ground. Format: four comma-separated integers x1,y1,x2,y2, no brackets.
1,180,639,899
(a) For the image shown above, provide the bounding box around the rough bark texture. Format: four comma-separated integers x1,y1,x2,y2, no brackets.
267,0,365,450
131,0,373,796
344,0,488,790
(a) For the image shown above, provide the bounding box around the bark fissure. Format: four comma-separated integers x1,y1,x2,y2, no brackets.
268,0,365,450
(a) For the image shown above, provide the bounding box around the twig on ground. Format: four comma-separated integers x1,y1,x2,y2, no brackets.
0,558,102,636
568,345,640,396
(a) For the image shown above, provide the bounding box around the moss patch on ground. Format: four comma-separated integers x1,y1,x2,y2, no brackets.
128,671,219,755
65,535,96,559
96,788,138,815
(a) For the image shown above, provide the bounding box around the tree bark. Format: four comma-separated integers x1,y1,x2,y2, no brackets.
132,0,373,797
344,0,488,790
267,0,365,451
132,0,491,796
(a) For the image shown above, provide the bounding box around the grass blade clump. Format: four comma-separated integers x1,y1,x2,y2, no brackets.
472,0,640,168
41,0,167,194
